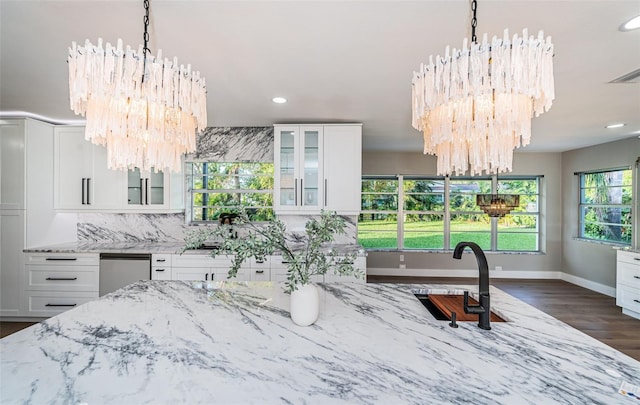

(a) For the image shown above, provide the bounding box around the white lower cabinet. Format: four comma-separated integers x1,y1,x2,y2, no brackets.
22,253,99,317
616,250,640,320
151,254,172,280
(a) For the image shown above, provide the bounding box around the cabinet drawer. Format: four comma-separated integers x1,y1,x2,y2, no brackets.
23,291,98,316
152,254,172,266
251,256,271,269
251,268,271,282
618,260,640,289
152,266,172,280
617,251,640,266
26,266,99,291
172,254,233,268
25,253,99,266
618,285,640,313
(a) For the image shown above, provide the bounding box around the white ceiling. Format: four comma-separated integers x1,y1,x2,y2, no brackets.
1,0,639,153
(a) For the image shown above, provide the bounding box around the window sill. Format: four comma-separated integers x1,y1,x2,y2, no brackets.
364,248,544,255
572,237,631,248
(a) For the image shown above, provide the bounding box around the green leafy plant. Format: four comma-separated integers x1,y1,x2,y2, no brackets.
183,210,363,293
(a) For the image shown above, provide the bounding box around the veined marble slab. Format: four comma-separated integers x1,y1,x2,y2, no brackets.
1,282,638,404
187,126,274,162
77,213,187,242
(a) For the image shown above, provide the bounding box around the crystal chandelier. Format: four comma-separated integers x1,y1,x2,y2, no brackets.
411,0,554,176
67,0,207,173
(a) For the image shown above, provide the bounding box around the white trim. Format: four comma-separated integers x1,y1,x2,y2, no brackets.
367,268,616,297
559,273,616,297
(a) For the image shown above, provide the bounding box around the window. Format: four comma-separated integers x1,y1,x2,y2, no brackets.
187,162,274,223
579,168,632,245
358,175,541,252
359,177,398,249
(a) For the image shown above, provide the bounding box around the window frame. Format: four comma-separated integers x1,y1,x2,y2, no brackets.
186,161,274,224
358,175,542,252
578,167,633,246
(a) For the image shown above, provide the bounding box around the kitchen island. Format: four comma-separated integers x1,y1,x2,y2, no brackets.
1,281,639,404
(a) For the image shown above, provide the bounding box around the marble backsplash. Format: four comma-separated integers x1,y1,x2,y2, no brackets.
78,213,357,244
186,127,274,162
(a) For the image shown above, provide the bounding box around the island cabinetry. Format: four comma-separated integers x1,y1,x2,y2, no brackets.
250,257,271,281
274,124,362,215
22,253,99,316
171,254,250,281
616,250,640,320
151,254,172,280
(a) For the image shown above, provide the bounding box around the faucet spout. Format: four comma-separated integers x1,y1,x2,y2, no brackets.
453,241,491,330
452,241,489,295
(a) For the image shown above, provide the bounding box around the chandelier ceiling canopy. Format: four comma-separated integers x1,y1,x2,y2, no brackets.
68,0,207,173
411,0,554,177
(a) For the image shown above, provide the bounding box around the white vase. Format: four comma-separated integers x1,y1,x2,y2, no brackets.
290,283,319,326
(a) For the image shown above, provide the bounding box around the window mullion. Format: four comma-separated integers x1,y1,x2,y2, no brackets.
444,176,450,250
398,175,404,250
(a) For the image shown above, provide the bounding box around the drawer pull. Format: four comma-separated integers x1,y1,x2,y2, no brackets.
45,277,78,281
256,259,264,264
45,303,77,307
45,258,78,261
634,276,640,279
155,269,165,272
255,270,265,274
156,259,166,262
634,299,640,304
635,258,640,261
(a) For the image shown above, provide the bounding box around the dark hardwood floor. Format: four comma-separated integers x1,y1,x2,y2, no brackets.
2,278,639,362
368,276,640,362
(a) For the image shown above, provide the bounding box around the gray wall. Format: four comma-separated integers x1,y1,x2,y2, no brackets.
362,151,563,274
561,137,639,288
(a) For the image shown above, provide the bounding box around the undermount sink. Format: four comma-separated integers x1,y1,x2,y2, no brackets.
414,293,507,323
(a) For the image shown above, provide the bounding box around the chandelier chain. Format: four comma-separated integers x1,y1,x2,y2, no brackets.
470,0,478,44
142,0,150,83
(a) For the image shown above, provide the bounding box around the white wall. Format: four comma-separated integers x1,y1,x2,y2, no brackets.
561,137,639,288
362,151,563,275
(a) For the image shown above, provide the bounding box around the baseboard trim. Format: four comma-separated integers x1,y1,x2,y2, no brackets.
367,268,616,297
559,273,616,298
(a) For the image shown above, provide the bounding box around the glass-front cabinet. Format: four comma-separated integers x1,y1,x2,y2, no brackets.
127,168,168,208
274,126,324,213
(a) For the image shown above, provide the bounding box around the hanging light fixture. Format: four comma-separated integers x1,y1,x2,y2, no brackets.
67,0,207,173
476,175,520,217
411,0,554,176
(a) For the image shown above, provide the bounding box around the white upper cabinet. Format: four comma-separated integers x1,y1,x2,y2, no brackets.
54,126,183,212
274,124,361,215
54,126,123,210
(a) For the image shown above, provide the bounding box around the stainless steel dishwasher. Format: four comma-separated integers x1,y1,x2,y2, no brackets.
99,253,151,296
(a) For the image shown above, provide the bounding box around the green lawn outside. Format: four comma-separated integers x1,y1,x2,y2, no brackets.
358,220,538,251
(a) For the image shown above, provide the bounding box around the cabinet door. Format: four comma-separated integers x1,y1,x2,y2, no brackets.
0,120,25,209
54,127,124,210
323,125,362,214
274,126,299,210
172,267,210,281
299,126,324,212
91,144,124,209
127,168,170,209
54,127,93,209
0,211,24,316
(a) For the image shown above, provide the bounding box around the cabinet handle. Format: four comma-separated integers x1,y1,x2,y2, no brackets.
156,259,166,262
86,178,91,205
205,273,208,281
139,178,144,205
45,277,78,281
255,270,264,274
635,299,640,304
634,276,640,279
81,178,86,205
155,269,165,272
324,179,328,206
256,259,264,264
294,179,298,206
300,178,304,206
45,257,77,261
145,178,149,205
634,258,640,261
45,303,77,307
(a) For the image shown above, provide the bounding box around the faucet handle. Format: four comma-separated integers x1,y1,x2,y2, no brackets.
463,290,485,314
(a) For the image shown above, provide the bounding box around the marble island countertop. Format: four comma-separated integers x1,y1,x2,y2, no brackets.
23,241,366,256
1,281,639,404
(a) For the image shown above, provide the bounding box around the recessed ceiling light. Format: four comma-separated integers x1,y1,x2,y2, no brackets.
620,15,640,31
605,123,625,129
272,97,287,104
